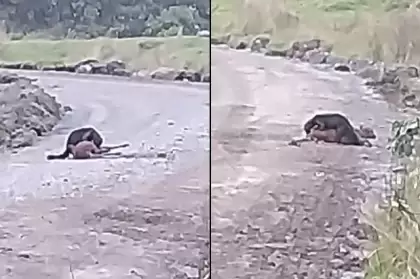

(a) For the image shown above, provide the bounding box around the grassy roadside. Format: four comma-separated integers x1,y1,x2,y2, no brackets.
212,1,420,278
0,36,209,72
361,119,420,279
212,0,420,64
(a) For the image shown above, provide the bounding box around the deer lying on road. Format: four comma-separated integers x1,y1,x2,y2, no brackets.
46,127,129,160
68,140,127,159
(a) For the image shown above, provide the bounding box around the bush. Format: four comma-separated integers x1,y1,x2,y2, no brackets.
364,118,420,278
0,0,209,39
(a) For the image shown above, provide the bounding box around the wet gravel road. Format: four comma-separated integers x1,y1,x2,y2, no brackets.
0,71,209,201
0,71,209,279
211,47,407,279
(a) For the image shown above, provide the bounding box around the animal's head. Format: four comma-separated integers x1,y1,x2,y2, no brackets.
357,125,376,139
304,119,315,134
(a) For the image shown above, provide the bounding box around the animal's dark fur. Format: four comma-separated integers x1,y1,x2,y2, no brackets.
303,113,360,144
310,128,372,147
304,113,352,134
46,127,103,160
289,114,376,147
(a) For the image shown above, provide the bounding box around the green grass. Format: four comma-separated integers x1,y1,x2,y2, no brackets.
362,162,420,279
212,0,420,64
0,36,209,72
360,119,420,279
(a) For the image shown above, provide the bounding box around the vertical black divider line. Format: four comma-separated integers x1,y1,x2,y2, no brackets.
208,19,213,278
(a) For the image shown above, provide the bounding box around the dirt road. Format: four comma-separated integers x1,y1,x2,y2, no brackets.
0,71,209,278
211,47,404,279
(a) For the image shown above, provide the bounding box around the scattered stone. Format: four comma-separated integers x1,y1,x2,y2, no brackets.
226,35,249,50
63,105,73,112
106,59,126,71
265,49,288,57
392,64,419,79
402,94,419,108
91,62,110,75
235,41,247,50
174,70,202,82
250,39,263,53
292,39,321,52
157,152,167,158
129,268,147,277
112,68,132,77
133,71,148,79
17,251,34,259
151,67,178,81
196,30,210,37
250,34,270,53
360,154,369,160
293,50,305,60
42,64,75,73
406,66,419,78
76,64,92,74
0,62,39,71
303,49,328,64
74,58,100,69
334,64,351,72
355,64,384,82
202,74,210,83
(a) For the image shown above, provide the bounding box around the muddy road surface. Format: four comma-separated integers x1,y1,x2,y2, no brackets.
0,71,209,279
211,47,406,279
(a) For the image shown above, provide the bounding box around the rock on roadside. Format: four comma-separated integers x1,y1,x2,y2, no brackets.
214,36,420,110
151,67,209,83
0,60,210,83
0,72,66,150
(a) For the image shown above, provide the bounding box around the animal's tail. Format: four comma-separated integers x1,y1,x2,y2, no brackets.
46,147,71,160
